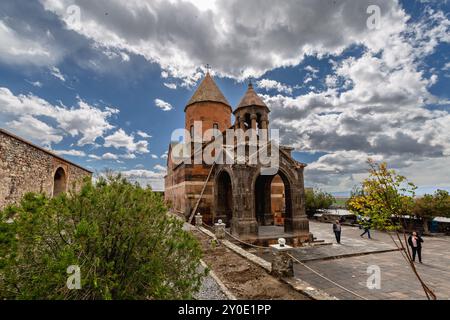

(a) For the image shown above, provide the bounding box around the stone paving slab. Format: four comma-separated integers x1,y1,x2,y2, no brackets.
254,223,399,262
193,219,450,300
289,222,450,300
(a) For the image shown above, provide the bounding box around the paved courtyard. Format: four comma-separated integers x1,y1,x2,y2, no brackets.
255,221,450,300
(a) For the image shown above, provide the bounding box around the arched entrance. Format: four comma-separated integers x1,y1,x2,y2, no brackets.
254,170,293,232
271,175,286,226
215,170,233,227
53,167,67,197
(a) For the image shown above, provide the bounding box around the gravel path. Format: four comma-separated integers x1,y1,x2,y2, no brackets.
194,265,228,300
183,221,228,300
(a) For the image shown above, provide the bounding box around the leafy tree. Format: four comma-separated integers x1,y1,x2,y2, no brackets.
346,186,364,212
413,190,450,234
347,159,436,300
0,175,205,300
347,186,372,228
305,189,335,218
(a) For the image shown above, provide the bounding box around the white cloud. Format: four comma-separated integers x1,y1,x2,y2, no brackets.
0,20,59,66
325,75,338,88
257,79,292,95
164,83,177,90
53,149,86,157
89,154,102,160
40,0,411,83
155,98,173,111
120,169,166,191
151,154,159,159
57,100,117,146
304,65,319,74
104,129,149,154
7,115,62,147
103,49,130,62
26,80,43,88
50,66,66,82
262,7,450,191
0,87,118,146
153,164,167,173
120,153,137,160
102,152,118,160
90,152,141,161
137,130,152,138
188,0,218,12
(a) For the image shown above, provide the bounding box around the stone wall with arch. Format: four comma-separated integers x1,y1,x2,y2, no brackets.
0,129,92,210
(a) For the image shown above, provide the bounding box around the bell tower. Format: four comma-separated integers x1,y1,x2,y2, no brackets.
234,82,270,141
185,72,232,141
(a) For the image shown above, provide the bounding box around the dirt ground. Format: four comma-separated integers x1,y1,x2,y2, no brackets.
192,230,310,300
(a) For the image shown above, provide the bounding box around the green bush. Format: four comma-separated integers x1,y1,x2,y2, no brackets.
0,175,205,300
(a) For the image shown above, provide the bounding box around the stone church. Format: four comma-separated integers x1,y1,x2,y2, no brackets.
165,73,310,243
0,128,92,210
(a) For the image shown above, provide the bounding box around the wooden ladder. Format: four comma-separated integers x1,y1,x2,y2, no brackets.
188,162,216,224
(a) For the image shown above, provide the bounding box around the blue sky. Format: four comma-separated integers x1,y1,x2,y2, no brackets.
0,0,449,194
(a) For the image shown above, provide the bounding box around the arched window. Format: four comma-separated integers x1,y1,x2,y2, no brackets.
244,113,251,129
53,167,67,197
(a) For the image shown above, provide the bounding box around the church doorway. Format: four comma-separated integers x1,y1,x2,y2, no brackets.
53,167,67,197
254,171,292,231
270,175,286,226
215,170,233,227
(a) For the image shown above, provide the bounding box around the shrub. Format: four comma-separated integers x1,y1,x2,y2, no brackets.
0,175,205,300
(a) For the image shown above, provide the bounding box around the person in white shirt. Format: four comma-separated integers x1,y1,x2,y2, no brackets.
408,232,424,263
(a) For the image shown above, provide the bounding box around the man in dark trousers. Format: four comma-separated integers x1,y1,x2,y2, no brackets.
408,232,424,263
360,218,372,239
332,220,342,244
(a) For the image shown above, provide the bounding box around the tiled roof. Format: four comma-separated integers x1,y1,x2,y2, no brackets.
185,73,231,109
237,83,268,109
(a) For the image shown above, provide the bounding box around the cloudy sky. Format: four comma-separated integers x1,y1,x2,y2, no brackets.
0,0,449,194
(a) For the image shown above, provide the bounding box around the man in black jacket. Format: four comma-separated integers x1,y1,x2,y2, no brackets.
408,232,424,263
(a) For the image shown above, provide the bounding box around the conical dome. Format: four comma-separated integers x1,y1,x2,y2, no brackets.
236,83,268,109
185,72,231,111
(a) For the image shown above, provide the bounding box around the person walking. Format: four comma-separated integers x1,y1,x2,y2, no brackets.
360,226,371,239
408,232,424,263
332,220,342,244
360,218,372,239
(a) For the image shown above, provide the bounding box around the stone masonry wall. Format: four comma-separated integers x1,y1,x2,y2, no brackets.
164,158,214,222
0,130,92,210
